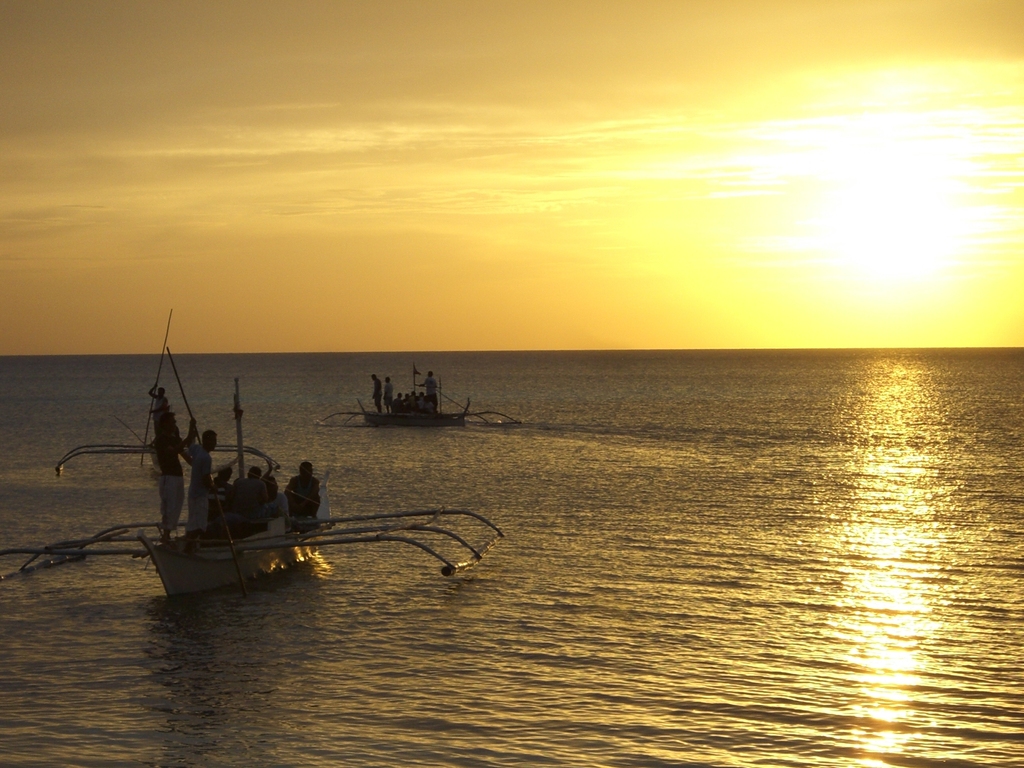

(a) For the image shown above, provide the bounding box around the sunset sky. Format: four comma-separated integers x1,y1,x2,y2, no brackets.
2,1,1023,354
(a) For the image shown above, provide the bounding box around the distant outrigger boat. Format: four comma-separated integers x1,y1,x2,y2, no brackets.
317,365,521,428
3,378,504,596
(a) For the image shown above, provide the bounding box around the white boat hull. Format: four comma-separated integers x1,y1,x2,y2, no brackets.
139,518,316,596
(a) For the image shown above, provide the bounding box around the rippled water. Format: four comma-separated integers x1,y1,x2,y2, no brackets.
1,350,1023,767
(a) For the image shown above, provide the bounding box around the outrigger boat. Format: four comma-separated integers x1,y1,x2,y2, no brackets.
2,378,504,596
318,365,521,428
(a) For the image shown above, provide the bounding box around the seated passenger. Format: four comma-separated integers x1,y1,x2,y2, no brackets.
211,467,234,513
286,461,321,518
259,472,289,519
232,465,269,519
392,393,404,413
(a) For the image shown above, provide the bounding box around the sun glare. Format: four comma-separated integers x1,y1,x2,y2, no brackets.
810,116,976,280
745,64,1015,292
819,150,962,280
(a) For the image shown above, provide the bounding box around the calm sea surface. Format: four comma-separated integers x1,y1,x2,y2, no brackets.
1,350,1022,767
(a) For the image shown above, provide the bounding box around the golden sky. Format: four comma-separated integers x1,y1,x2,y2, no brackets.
2,1,1023,353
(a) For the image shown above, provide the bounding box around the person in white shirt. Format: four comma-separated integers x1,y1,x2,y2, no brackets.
422,371,438,412
383,377,394,413
185,430,217,544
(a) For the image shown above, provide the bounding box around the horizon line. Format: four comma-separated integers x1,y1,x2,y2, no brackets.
2,345,1023,358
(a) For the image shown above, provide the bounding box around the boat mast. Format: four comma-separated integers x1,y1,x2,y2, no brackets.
234,378,245,477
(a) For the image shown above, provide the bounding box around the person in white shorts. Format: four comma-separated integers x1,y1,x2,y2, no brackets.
152,412,197,543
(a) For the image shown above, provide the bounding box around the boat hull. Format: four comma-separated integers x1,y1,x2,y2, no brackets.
363,412,466,427
139,519,316,596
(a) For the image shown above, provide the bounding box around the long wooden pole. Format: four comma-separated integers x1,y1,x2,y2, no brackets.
165,347,194,423
212,496,247,598
233,378,245,478
140,309,173,464
166,347,247,597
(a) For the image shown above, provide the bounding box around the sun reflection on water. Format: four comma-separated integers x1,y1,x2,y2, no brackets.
832,359,947,766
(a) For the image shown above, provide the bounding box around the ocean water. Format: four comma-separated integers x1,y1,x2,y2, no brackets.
1,349,1022,767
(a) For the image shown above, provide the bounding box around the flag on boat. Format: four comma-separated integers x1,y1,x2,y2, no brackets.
413,365,421,376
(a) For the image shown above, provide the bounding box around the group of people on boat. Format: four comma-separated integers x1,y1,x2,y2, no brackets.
150,395,321,547
371,370,439,414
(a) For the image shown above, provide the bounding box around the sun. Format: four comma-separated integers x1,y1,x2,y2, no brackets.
806,113,978,281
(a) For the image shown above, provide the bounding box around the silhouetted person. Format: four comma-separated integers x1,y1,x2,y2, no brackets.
149,386,170,432
286,461,321,518
422,371,438,412
233,465,269,519
152,412,198,543
384,376,394,413
371,374,383,413
212,466,234,513
185,429,217,544
262,471,289,518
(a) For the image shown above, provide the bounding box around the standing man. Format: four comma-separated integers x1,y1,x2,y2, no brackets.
152,412,198,544
371,373,383,413
383,376,394,413
422,370,438,413
185,429,218,546
148,385,170,433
